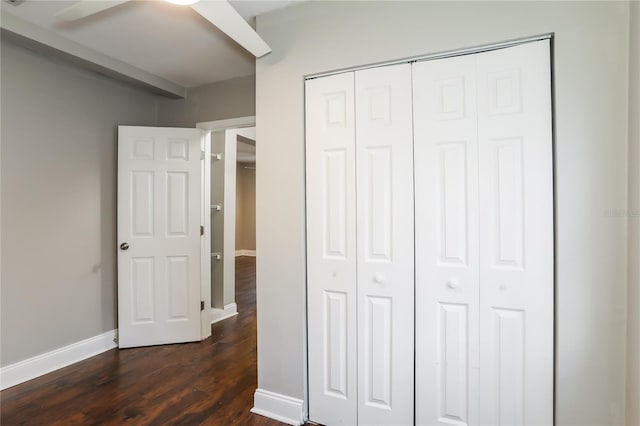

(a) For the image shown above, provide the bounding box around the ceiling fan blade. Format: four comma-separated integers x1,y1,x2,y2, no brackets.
55,1,130,21
190,1,272,58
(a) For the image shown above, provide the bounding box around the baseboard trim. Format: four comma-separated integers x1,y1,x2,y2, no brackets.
251,388,305,425
235,250,256,257
0,329,118,391
210,303,238,324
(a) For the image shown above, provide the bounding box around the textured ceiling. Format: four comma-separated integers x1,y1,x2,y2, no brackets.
3,0,300,87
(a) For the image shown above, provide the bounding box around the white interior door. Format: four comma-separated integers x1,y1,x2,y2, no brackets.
413,55,480,426
117,126,203,348
306,72,358,426
355,63,414,426
477,40,553,425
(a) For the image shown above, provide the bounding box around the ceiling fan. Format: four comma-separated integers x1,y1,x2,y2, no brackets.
54,0,272,58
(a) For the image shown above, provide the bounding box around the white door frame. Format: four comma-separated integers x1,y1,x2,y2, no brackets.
197,116,256,340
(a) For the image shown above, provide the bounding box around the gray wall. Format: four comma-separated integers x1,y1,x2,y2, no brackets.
1,39,158,366
627,2,640,424
235,163,256,251
157,75,255,127
255,1,630,424
211,132,226,309
1,39,257,366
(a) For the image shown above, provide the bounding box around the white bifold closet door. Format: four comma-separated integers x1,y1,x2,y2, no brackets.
355,64,414,426
414,40,553,426
306,72,358,426
413,54,481,426
306,63,415,426
476,41,553,426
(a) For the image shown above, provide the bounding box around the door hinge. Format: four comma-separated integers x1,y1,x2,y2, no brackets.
200,225,204,236
200,150,205,160
200,301,205,311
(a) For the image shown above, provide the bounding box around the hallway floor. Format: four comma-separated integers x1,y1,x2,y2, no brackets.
0,256,288,425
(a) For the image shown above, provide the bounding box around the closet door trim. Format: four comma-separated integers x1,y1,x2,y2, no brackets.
304,34,552,82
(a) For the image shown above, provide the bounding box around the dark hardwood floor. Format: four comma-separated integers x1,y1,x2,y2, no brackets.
0,256,289,426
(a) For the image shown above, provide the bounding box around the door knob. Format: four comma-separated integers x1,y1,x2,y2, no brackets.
373,273,385,283
120,242,129,251
446,280,459,289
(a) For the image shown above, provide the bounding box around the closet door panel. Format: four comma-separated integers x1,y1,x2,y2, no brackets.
477,40,553,426
413,56,480,426
306,72,358,426
355,63,414,426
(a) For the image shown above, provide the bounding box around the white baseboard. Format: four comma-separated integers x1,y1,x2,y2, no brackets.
235,250,256,257
210,303,238,324
251,388,305,425
0,329,118,391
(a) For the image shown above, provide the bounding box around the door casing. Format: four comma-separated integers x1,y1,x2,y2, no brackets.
197,116,256,339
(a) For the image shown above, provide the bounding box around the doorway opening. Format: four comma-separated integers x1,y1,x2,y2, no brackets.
235,134,257,259
198,117,256,329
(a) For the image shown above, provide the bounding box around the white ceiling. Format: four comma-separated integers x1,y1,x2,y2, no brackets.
3,0,299,87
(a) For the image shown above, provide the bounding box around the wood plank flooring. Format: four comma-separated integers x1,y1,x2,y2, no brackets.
0,256,289,426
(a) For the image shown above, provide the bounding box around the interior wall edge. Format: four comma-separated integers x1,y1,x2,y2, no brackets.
626,1,640,424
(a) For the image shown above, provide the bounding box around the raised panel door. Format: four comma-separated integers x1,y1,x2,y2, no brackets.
476,40,553,426
413,55,480,426
118,126,202,348
306,72,358,426
355,63,414,426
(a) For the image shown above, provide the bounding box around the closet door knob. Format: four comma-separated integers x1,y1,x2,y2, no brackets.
120,242,129,251
446,280,459,289
373,274,385,283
